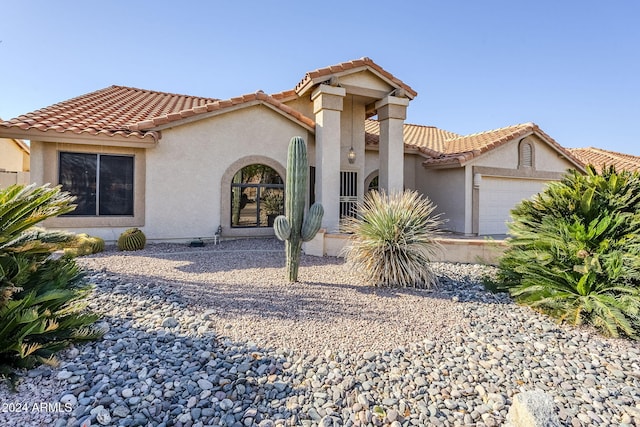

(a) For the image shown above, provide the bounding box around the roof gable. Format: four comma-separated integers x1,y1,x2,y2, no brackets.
294,57,417,99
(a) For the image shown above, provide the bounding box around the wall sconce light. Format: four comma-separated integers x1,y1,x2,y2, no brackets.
473,173,482,189
348,147,356,164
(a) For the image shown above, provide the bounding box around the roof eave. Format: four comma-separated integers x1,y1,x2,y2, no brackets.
0,128,159,148
12,138,30,154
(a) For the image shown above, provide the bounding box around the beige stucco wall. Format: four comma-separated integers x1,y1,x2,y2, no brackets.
364,151,379,183
0,171,30,188
0,138,29,172
283,97,314,122
416,167,466,233
144,105,312,241
339,71,395,94
472,135,573,172
29,104,312,242
403,154,417,190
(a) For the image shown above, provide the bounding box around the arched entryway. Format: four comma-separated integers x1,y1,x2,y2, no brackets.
220,156,286,236
231,164,284,227
365,170,379,193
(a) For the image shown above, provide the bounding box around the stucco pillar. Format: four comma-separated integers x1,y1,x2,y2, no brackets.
376,95,409,192
312,84,345,232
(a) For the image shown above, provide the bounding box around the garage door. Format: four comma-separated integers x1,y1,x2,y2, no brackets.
478,177,549,235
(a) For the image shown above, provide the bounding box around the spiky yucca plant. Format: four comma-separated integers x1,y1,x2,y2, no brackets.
342,190,444,288
496,166,640,339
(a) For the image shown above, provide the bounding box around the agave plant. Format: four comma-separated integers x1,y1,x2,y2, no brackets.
497,166,640,338
0,184,102,375
342,189,444,288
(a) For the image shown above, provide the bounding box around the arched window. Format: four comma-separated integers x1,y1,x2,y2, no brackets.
368,175,379,192
231,164,284,228
519,140,533,168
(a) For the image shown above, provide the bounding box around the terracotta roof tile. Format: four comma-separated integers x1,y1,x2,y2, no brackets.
0,86,315,141
569,147,640,173
365,119,459,156
366,119,583,169
0,85,217,141
270,90,298,103
295,57,418,99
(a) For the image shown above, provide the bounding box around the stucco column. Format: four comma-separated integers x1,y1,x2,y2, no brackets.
312,84,346,232
376,95,409,192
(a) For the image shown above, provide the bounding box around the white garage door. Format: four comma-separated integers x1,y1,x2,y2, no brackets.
479,177,548,235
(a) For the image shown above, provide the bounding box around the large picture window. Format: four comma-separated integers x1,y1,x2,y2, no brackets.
231,164,284,228
59,152,134,216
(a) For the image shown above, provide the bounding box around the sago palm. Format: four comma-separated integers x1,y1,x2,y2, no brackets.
0,184,102,374
497,166,640,338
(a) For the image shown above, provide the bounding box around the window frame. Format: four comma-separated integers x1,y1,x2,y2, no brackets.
58,152,135,217
230,164,284,228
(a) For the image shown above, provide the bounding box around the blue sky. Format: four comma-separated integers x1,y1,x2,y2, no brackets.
1,1,639,154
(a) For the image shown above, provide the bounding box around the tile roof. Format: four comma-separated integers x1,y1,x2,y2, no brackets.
569,147,640,172
364,119,460,156
366,120,583,169
0,86,218,142
295,57,418,99
0,86,315,143
126,90,315,132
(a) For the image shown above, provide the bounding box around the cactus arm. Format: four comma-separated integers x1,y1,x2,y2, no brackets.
301,203,324,242
273,215,291,241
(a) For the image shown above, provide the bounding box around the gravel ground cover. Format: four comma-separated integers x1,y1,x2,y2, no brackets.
1,238,639,427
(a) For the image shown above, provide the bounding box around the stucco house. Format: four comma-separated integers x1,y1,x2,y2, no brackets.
0,124,30,187
0,57,585,250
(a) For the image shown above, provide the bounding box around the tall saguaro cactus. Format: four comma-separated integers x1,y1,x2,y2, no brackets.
274,136,324,282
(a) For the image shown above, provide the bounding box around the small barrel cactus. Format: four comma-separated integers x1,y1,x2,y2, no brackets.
88,235,105,253
274,136,324,282
117,228,146,251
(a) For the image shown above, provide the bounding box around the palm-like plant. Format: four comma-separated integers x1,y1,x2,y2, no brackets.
497,166,640,338
0,184,102,373
342,190,444,288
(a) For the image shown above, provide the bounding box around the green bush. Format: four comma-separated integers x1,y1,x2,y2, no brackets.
0,184,102,375
495,166,640,339
342,189,444,288
117,227,146,251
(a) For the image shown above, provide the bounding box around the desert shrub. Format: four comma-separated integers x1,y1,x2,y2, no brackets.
0,184,102,375
342,189,444,288
495,166,640,338
117,227,146,251
64,233,105,257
